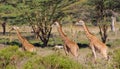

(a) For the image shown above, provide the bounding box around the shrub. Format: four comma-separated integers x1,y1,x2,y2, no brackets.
0,46,19,69
23,56,45,69
0,45,35,69
43,54,84,69
24,53,84,69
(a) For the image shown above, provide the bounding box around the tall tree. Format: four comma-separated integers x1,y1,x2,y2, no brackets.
22,0,78,47
87,0,120,43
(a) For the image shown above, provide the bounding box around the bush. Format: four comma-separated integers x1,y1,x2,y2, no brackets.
23,56,45,69
0,45,35,69
24,53,84,69
43,54,84,69
0,46,84,69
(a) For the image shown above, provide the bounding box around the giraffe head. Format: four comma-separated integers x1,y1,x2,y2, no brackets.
9,26,20,32
75,20,85,26
54,21,61,27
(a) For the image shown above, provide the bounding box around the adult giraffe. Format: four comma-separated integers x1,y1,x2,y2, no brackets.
54,21,79,58
9,26,36,52
76,20,109,61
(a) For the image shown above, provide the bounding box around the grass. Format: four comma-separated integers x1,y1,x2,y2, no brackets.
107,39,120,48
113,49,120,69
48,37,63,46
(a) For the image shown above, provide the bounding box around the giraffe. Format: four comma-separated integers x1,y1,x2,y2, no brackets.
54,21,79,58
76,20,108,61
9,26,36,52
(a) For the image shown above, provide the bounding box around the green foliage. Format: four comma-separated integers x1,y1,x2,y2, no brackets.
0,46,19,59
43,54,83,69
22,0,79,46
0,46,18,69
23,56,45,69
0,5,15,12
104,0,120,10
87,0,120,22
113,49,120,69
24,53,84,69
0,46,36,69
0,0,119,46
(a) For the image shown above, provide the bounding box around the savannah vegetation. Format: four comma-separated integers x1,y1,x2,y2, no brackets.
0,0,120,69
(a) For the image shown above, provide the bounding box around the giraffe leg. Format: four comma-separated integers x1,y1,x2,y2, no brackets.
68,47,78,61
73,47,79,58
92,47,97,60
63,44,69,56
74,48,79,61
90,43,97,62
101,49,108,60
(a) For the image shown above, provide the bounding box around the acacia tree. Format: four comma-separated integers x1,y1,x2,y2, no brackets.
0,0,78,47
21,0,78,47
87,0,120,43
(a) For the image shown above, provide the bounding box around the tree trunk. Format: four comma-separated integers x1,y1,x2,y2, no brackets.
99,25,108,43
111,16,116,32
39,26,52,47
2,22,6,35
42,39,48,47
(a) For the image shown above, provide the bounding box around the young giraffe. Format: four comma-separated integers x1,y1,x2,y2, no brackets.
10,26,36,52
76,20,108,61
54,21,79,58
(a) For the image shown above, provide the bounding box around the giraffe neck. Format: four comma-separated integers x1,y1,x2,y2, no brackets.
82,24,92,39
57,25,67,40
15,29,24,43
